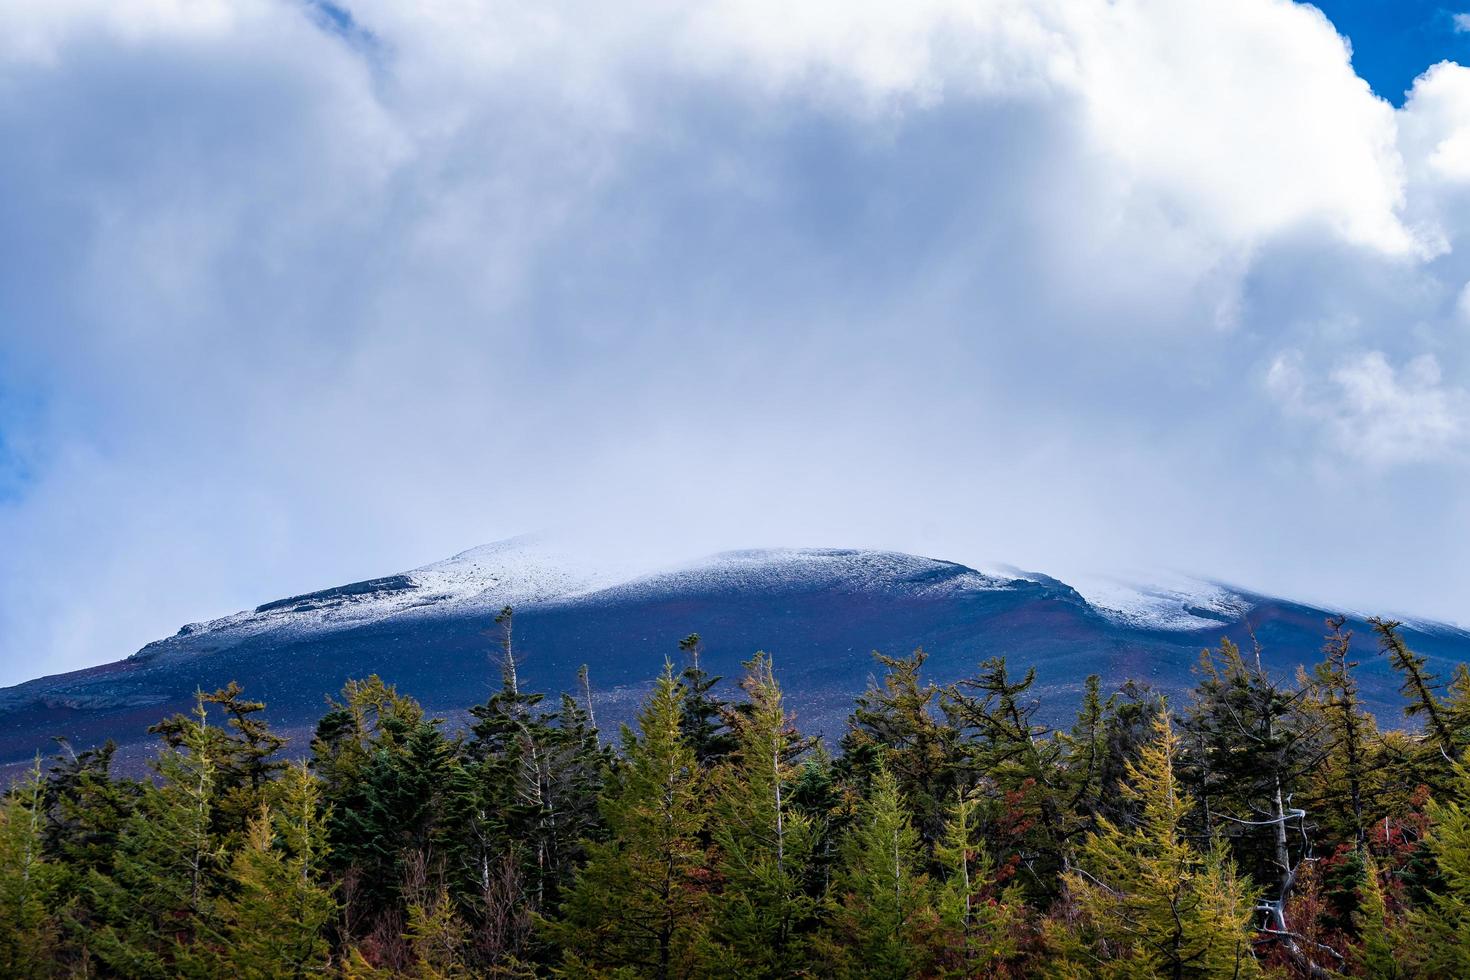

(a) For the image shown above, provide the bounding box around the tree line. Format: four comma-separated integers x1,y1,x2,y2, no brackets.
4,608,1470,977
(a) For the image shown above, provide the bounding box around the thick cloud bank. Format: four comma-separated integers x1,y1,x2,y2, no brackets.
2,0,1470,683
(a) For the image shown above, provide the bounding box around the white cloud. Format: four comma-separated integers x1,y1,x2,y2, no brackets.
2,0,1470,680
1269,350,1469,466
1454,13,1470,34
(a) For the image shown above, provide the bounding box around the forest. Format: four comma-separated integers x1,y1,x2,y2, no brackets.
2,608,1470,978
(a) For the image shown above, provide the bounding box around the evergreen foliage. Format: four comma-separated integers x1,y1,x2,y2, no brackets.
13,612,1470,977
547,662,712,978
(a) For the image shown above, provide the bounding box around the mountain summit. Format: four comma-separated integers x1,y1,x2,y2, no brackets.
1,538,1465,768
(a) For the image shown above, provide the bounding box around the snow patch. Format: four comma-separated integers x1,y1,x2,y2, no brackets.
1068,573,1253,632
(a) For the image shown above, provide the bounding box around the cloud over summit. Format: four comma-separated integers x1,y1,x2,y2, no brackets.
3,0,1470,682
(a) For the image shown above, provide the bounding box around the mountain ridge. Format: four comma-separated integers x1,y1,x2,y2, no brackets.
2,538,1466,771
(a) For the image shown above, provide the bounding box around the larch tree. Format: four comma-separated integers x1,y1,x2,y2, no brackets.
1056,712,1260,980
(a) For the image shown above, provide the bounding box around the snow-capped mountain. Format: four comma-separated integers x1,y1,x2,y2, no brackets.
1,538,1466,770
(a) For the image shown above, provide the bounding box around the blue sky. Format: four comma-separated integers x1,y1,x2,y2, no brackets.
1315,0,1470,103
2,0,1470,684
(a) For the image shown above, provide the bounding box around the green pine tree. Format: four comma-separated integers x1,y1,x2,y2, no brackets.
1353,853,1399,980
84,697,226,977
710,653,818,975
815,764,940,978
0,758,62,977
840,649,955,851
204,761,336,979
935,786,1023,977
942,656,1067,894
548,662,712,978
677,633,737,765
1401,752,1470,977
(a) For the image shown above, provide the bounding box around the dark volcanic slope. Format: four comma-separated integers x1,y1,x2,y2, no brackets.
1,542,1465,770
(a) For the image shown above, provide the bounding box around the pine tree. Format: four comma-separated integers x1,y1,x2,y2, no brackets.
934,786,1022,977
548,662,712,978
204,762,336,979
1401,753,1470,977
1058,675,1109,840
815,764,940,978
1352,853,1399,980
0,759,62,977
710,653,818,974
1181,636,1325,958
462,605,553,908
840,649,955,850
42,738,141,973
452,632,609,943
943,656,1066,892
1309,617,1378,847
85,697,226,977
333,712,458,923
1372,618,1459,767
678,633,736,764
149,682,286,837
1056,712,1260,979
44,738,137,871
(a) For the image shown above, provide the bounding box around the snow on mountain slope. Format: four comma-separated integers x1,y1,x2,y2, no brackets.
133,536,644,658
131,538,1286,668
562,548,1033,606
1067,573,1256,632
8,536,1470,774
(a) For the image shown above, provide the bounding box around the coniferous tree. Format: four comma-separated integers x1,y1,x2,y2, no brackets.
815,764,940,978
0,759,62,977
149,682,286,838
1055,712,1260,979
313,677,457,938
461,605,552,907
1058,676,1109,840
42,736,139,970
1092,680,1165,828
451,610,609,948
710,653,818,974
1308,618,1378,847
934,786,1023,978
1372,618,1459,769
85,697,226,977
1401,753,1470,977
677,633,736,765
1353,854,1400,980
1181,636,1327,959
943,656,1066,893
839,649,955,850
548,663,712,978
205,762,336,979
44,738,136,874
